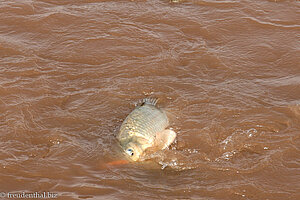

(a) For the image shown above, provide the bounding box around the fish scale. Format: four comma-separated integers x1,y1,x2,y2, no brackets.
118,100,169,149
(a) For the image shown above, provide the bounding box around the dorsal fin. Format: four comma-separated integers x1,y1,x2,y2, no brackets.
140,98,158,107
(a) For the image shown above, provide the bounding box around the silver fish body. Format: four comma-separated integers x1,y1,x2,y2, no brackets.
117,98,170,161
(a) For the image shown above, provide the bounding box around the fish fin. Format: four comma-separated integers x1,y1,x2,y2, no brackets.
154,129,177,150
106,159,129,166
141,98,159,106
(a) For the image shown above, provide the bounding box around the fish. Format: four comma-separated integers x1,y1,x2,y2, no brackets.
117,98,176,161
106,159,129,166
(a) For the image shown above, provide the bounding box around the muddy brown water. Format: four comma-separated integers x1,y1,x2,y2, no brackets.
0,0,300,199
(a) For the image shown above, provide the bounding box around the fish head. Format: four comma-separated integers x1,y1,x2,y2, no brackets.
124,142,143,161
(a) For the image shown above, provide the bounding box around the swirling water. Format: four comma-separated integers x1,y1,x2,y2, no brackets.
0,0,299,199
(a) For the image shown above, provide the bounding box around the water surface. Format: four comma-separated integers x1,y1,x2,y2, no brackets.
0,0,299,199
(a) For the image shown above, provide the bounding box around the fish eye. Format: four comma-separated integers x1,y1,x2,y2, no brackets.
126,148,134,156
